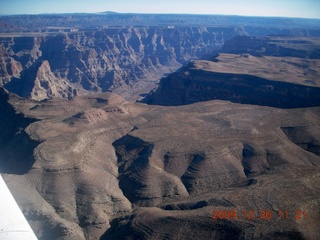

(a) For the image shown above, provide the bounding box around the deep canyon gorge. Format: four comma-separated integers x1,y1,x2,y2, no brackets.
1,13,320,240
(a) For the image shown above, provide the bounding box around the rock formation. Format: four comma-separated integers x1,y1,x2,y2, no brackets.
1,14,320,101
0,27,240,100
1,14,320,240
143,36,320,108
1,88,320,239
0,87,38,174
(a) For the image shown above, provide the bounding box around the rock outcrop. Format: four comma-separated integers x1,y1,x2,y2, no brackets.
2,87,320,239
1,92,135,239
0,87,39,174
0,27,240,100
1,14,320,240
143,36,320,108
143,61,320,108
0,13,320,100
5,60,77,100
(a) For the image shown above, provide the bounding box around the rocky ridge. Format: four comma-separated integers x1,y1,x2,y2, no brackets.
1,89,320,239
1,26,241,100
1,15,320,101
1,14,320,240
143,36,320,108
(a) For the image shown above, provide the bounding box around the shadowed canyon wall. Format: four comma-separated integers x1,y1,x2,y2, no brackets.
0,88,39,174
143,36,320,108
143,65,320,108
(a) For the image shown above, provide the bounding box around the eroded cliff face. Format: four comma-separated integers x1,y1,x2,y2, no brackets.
1,14,320,240
0,27,241,100
143,64,320,108
0,88,39,174
143,36,320,108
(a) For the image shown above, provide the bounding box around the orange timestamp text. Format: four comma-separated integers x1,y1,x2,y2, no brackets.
212,209,307,220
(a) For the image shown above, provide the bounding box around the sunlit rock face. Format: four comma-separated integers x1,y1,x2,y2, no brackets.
0,27,241,100
1,14,319,101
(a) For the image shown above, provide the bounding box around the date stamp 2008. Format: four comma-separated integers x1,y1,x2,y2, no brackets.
212,209,307,220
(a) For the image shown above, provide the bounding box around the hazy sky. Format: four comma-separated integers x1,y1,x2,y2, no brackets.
0,0,319,19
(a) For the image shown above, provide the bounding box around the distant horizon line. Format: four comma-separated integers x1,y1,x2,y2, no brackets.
0,11,319,20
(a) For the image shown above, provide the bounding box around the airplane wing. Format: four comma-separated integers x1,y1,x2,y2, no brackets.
0,175,38,240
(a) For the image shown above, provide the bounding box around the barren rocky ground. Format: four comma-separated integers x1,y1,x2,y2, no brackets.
1,13,320,240
1,84,320,239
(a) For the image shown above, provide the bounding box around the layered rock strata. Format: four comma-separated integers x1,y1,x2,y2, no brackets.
1,91,320,239
0,27,239,100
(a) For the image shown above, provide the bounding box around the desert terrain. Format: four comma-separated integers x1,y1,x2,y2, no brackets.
0,13,320,240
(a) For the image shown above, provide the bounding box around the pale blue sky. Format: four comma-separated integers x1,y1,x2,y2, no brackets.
0,0,319,19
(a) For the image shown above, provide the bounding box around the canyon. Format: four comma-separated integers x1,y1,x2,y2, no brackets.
0,26,238,101
143,36,320,108
1,14,320,101
0,13,320,240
